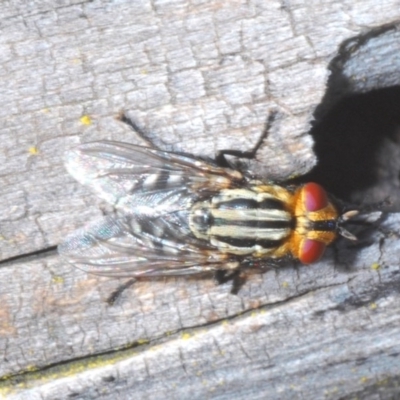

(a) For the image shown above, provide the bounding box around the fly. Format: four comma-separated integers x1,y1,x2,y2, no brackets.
58,113,358,296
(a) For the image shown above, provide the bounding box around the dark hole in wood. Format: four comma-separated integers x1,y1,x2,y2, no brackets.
302,86,400,210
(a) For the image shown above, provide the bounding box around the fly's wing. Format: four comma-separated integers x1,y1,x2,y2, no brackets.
61,141,243,277
65,141,243,214
58,213,234,277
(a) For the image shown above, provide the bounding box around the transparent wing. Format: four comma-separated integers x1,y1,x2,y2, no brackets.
58,213,234,277
65,141,243,214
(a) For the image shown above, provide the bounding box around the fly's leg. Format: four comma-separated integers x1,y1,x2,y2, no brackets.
214,269,247,295
106,278,136,305
230,272,247,295
217,257,293,294
214,270,232,285
118,112,161,150
216,111,277,167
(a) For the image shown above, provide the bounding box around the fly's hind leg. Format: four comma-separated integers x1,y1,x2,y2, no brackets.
106,278,136,306
118,112,161,150
215,111,277,168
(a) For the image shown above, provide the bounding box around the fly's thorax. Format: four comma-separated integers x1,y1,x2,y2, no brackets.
189,187,294,256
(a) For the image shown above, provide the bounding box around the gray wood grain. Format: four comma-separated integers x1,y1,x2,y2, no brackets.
1,0,400,399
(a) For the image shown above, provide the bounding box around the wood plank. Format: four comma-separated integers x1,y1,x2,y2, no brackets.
2,215,400,398
1,0,400,398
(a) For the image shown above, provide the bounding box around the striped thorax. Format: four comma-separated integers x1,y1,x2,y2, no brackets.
189,186,293,256
189,182,353,264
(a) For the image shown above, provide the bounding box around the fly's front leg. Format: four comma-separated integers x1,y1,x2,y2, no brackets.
215,111,277,167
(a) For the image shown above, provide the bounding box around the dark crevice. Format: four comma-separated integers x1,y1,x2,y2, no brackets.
0,245,58,266
313,270,400,318
0,337,149,387
294,24,400,209
303,86,400,203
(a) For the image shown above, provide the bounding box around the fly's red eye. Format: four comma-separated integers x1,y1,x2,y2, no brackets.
299,239,326,264
303,182,328,212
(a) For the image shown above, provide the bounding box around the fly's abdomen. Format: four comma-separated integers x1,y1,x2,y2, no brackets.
189,188,293,256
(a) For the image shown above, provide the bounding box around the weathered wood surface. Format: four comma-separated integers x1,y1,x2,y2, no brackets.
1,0,400,399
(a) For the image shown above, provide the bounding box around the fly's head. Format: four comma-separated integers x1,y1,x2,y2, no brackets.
291,182,358,264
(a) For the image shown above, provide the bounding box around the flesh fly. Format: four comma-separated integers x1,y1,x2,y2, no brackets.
59,115,358,294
